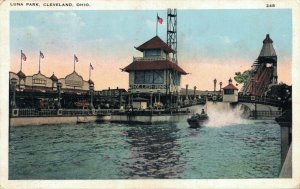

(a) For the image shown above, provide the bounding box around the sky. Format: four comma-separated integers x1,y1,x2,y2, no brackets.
10,9,292,90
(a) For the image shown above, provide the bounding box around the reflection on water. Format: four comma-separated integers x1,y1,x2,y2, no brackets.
9,120,281,179
125,124,184,178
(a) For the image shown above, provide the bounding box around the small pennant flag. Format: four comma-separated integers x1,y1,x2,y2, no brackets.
21,51,27,61
157,15,163,24
90,63,94,70
40,51,44,59
74,55,78,62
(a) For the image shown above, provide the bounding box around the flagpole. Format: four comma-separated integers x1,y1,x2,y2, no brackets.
20,50,22,71
74,55,75,72
38,51,41,73
156,13,158,36
89,63,91,80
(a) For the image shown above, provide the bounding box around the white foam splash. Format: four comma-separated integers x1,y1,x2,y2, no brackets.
200,101,250,128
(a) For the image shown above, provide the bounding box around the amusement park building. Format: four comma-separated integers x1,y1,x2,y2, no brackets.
122,36,187,95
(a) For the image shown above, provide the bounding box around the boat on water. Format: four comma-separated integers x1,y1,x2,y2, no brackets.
187,109,209,128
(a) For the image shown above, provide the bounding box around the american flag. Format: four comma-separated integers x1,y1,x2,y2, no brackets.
40,51,44,59
74,55,78,62
90,63,94,70
21,51,27,61
157,15,163,24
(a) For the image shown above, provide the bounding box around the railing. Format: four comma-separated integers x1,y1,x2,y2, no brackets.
18,109,58,117
62,109,94,116
238,95,282,107
133,56,176,63
11,108,125,117
250,110,282,118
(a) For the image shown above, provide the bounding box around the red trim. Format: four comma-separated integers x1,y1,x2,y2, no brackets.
123,60,187,75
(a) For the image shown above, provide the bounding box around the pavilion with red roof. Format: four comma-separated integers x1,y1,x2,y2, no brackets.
122,36,187,108
222,78,239,102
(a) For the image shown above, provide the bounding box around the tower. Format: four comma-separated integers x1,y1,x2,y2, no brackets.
242,34,278,96
258,34,278,84
167,9,177,64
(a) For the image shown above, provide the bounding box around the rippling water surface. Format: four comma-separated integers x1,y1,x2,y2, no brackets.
9,118,280,179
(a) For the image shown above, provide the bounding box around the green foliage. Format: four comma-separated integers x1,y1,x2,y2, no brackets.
234,70,251,84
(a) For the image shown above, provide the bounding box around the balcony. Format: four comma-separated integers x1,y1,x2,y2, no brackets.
133,56,176,63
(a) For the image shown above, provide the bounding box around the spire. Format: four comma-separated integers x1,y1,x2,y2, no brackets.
259,34,277,59
263,34,273,43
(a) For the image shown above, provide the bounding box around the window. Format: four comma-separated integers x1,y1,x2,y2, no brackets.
144,49,161,57
144,72,153,84
224,89,234,95
33,79,46,85
134,71,164,84
134,71,144,84
153,71,164,84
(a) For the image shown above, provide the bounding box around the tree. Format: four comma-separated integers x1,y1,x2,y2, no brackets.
234,70,251,84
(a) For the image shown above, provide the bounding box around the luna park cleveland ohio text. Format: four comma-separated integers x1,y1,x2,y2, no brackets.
10,2,90,7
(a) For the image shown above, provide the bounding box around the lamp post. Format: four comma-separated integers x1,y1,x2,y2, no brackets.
11,78,17,108
185,84,189,100
89,83,95,110
219,81,223,92
149,90,153,109
157,89,161,104
193,86,197,100
57,82,62,109
128,88,131,109
214,78,217,93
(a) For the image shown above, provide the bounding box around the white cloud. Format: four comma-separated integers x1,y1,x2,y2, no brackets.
217,35,232,44
52,11,86,27
53,12,65,17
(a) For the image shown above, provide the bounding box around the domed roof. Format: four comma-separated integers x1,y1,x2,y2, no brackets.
50,73,58,81
17,70,26,79
88,79,94,85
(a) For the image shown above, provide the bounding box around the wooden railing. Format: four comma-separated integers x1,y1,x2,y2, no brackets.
133,56,176,63
238,95,283,107
250,110,282,118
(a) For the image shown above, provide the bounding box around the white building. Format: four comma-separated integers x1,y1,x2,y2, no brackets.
222,78,238,102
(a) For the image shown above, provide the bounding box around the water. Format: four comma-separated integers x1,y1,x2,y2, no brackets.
9,104,281,179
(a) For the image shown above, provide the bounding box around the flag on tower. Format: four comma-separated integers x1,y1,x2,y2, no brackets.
157,15,163,24
21,51,27,61
90,63,94,70
40,51,44,59
74,55,78,62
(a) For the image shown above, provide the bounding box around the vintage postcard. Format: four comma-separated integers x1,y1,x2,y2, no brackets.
0,0,299,188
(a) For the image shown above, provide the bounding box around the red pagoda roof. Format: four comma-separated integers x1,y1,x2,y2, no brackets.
122,60,187,75
136,36,175,53
223,83,238,90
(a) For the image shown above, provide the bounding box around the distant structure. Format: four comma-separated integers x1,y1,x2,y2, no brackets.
122,36,187,107
167,8,178,64
222,78,238,102
9,71,92,92
242,34,278,96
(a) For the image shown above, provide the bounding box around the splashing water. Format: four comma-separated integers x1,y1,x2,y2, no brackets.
202,101,249,127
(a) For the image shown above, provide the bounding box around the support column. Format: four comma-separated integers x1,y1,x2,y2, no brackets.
57,82,62,115
149,91,153,109
193,86,196,100
89,83,95,112
10,78,19,117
